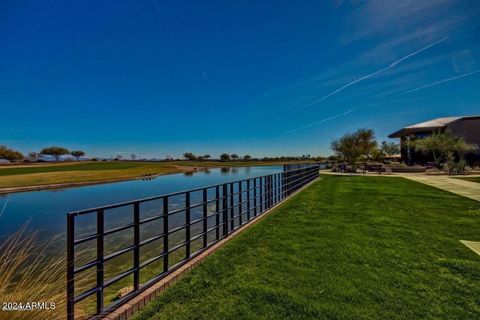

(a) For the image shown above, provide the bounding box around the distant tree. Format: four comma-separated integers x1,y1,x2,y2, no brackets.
380,141,400,156
357,129,377,160
220,153,230,162
114,154,123,161
183,152,197,161
330,129,377,166
414,130,475,165
243,154,252,161
40,146,69,161
370,148,385,162
0,145,24,161
327,155,340,162
28,152,39,161
70,150,85,161
231,154,239,161
130,153,137,160
203,154,211,160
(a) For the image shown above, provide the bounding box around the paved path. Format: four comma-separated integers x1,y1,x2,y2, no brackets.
398,175,480,202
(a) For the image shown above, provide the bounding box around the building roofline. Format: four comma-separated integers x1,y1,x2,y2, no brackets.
388,115,480,138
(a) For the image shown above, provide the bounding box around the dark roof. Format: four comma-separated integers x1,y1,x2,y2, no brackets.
388,115,480,138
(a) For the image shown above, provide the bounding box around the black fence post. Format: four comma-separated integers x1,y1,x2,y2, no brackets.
230,183,234,231
203,188,208,248
270,174,275,208
246,179,251,221
163,196,169,272
266,176,270,209
253,178,257,216
260,177,264,213
185,192,191,259
223,184,228,236
96,209,104,315
215,186,220,240
133,202,140,291
274,174,278,204
66,214,75,320
238,181,242,226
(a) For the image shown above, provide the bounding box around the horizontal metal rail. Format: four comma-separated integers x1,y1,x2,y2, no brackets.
66,163,319,319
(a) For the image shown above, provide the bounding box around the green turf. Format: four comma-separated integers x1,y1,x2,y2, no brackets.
0,161,146,176
454,177,480,184
134,175,480,320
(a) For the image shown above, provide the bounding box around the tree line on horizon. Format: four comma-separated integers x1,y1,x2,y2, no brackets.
0,144,327,163
0,146,86,162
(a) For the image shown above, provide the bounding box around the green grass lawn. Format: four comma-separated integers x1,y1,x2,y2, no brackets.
454,177,480,184
0,161,147,176
134,175,480,320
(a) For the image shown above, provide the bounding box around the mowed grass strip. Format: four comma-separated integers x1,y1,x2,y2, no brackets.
454,177,480,184
0,161,311,189
0,161,148,176
134,175,480,320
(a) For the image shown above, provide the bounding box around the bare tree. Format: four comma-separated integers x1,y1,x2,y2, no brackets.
70,150,85,161
40,146,69,161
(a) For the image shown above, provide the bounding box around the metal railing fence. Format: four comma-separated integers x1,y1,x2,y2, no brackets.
67,164,319,319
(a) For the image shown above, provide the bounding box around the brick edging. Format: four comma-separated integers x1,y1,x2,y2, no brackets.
101,177,319,320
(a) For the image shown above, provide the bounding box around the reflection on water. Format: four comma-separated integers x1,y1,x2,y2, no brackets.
0,166,281,242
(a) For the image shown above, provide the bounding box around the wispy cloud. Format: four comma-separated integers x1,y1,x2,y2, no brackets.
284,109,356,135
340,0,464,44
152,0,174,37
406,69,480,93
292,38,447,113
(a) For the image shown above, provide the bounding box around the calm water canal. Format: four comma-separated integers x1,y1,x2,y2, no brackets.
0,166,282,242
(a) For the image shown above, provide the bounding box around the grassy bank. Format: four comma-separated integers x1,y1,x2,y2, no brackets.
135,175,480,320
0,160,310,191
454,176,480,184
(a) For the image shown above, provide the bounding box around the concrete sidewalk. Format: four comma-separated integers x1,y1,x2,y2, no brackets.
396,175,480,202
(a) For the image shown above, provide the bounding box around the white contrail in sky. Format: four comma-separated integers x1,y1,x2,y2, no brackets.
406,69,480,93
292,37,448,113
284,109,356,135
152,0,175,38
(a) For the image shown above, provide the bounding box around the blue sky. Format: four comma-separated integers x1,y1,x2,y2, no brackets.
1,0,479,158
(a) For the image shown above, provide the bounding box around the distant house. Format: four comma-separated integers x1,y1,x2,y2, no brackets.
388,116,480,165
